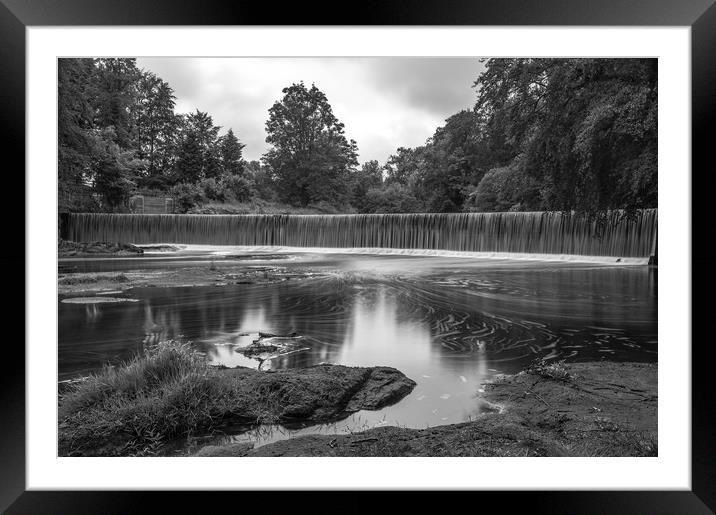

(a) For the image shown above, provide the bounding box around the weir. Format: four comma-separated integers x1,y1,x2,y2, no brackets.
65,209,658,259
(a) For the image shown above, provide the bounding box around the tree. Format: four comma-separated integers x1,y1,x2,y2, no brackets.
173,111,222,183
362,184,423,213
245,160,277,201
350,160,384,212
88,128,145,210
174,130,204,184
134,70,176,184
262,82,358,206
474,58,657,214
383,147,423,186
58,58,98,210
412,110,499,212
218,129,246,176
92,58,141,149
465,159,542,212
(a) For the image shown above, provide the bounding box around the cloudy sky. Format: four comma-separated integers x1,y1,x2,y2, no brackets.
136,58,485,165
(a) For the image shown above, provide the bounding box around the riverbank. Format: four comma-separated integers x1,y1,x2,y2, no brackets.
58,339,656,457
58,341,416,456
196,360,657,457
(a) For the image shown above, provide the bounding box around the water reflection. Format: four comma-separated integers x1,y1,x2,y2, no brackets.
58,253,657,438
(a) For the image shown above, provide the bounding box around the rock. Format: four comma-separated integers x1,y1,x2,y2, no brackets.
344,366,418,411
221,364,417,423
241,343,280,355
194,442,254,457
242,362,657,458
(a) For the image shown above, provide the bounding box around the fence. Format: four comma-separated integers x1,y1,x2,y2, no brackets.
128,195,175,214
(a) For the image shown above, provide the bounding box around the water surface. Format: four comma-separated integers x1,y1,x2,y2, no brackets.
58,247,657,447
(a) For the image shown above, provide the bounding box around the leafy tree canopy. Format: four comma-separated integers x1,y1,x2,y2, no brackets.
262,82,358,206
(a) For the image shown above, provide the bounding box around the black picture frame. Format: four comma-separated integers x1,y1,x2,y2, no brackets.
3,0,713,512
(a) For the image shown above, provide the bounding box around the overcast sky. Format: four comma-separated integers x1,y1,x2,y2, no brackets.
136,57,485,165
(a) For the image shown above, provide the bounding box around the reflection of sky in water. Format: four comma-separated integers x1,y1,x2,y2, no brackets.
59,251,657,444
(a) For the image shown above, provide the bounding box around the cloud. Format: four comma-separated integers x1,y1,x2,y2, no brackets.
136,57,484,165
368,58,483,116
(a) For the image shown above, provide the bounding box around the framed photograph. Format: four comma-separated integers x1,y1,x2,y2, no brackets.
5,0,713,511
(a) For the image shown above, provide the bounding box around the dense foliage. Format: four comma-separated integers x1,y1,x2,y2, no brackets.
58,58,657,214
263,83,359,207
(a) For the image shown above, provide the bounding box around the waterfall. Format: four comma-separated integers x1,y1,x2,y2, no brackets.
65,209,658,258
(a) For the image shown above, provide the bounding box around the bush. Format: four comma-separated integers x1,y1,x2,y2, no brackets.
362,184,424,213
170,182,205,213
199,177,226,202
220,174,255,202
306,200,355,214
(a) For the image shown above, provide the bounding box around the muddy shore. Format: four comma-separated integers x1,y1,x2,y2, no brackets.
195,361,657,457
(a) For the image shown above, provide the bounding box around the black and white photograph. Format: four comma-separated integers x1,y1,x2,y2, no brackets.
2,1,708,507
56,56,659,459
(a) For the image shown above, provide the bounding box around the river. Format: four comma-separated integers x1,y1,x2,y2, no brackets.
58,246,657,449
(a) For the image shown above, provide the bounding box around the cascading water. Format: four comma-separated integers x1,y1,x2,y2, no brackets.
66,209,657,258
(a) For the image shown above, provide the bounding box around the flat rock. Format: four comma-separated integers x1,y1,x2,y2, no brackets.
220,364,417,423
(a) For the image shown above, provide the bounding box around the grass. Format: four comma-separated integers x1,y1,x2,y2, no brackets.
525,357,574,382
557,430,658,457
58,340,391,456
59,341,244,456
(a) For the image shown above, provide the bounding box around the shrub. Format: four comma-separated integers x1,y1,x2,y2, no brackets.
199,177,226,202
362,184,424,213
220,174,255,202
170,182,205,213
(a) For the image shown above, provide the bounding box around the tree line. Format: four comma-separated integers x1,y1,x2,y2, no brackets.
58,58,657,215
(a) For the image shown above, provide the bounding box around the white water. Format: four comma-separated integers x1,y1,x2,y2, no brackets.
67,210,658,259
136,244,650,265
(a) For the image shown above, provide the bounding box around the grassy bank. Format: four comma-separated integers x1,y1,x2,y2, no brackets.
58,341,415,456
59,341,233,456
